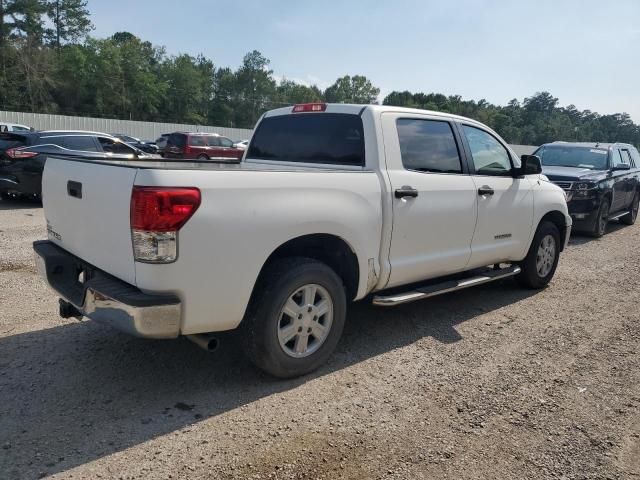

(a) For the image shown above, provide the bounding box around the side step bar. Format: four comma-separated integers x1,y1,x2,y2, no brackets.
372,265,521,306
608,210,630,221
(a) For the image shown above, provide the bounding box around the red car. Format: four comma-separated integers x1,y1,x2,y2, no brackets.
164,132,244,161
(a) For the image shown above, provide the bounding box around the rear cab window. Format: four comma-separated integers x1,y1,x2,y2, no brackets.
247,113,365,167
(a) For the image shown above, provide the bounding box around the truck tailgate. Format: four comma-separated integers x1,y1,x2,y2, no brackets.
42,157,137,285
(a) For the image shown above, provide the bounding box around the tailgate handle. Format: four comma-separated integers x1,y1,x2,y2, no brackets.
67,181,82,199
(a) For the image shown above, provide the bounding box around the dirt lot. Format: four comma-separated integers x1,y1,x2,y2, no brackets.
0,199,638,480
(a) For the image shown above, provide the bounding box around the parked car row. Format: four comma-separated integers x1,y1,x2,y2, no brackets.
0,126,249,199
0,131,148,199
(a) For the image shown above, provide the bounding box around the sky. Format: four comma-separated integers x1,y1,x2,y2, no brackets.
88,0,640,122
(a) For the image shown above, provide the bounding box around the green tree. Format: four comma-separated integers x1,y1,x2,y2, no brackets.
233,50,276,127
324,74,379,104
46,0,92,49
276,78,323,106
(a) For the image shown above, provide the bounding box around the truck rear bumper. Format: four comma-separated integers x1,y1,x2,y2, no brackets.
33,240,181,339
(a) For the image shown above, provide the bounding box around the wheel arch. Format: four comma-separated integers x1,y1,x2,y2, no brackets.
254,234,361,301
539,210,568,251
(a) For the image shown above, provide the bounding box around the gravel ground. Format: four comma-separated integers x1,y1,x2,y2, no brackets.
0,198,638,480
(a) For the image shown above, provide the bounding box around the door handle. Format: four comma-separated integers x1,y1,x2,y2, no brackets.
395,186,419,199
477,186,494,196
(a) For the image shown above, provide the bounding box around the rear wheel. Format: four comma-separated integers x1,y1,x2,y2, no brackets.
197,154,209,160
240,257,347,378
621,192,639,225
590,198,610,237
516,221,561,289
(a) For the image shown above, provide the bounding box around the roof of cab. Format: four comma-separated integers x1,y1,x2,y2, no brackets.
263,103,486,126
38,130,116,136
545,141,636,150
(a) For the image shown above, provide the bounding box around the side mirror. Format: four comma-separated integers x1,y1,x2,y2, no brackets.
612,163,631,171
517,154,542,176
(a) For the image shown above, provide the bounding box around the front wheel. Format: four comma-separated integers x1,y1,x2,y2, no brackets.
240,257,347,378
621,192,639,225
516,221,561,289
590,198,610,237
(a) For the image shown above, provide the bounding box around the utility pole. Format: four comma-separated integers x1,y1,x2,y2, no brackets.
55,0,61,50
0,0,5,81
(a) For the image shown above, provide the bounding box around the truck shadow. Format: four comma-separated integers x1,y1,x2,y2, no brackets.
0,198,42,211
568,221,627,246
0,281,536,479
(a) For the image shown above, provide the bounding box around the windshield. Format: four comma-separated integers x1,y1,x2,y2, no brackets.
536,146,609,170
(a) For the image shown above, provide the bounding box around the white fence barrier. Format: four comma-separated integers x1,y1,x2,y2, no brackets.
0,110,253,142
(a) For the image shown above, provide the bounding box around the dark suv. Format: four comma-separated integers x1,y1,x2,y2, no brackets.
0,131,147,200
535,142,640,236
164,132,244,161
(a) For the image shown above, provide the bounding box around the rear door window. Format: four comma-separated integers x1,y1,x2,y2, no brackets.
247,113,365,166
206,136,221,147
188,135,207,147
60,136,99,152
38,135,67,148
396,119,462,173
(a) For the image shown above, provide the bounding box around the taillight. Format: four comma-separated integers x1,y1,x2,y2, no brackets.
6,148,38,159
130,186,201,263
292,103,327,113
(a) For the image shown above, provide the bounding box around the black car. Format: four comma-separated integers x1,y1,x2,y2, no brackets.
535,142,640,237
111,134,159,154
0,131,147,200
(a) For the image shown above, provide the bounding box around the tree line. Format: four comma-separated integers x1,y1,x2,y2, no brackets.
0,0,638,147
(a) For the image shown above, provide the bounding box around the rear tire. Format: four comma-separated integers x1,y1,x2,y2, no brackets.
621,192,639,225
516,221,561,289
197,154,209,160
240,257,347,378
590,198,610,237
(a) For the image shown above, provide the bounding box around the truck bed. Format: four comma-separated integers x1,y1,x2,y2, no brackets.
51,156,362,172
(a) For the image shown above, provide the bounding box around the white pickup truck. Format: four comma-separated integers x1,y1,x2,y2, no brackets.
34,103,571,378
